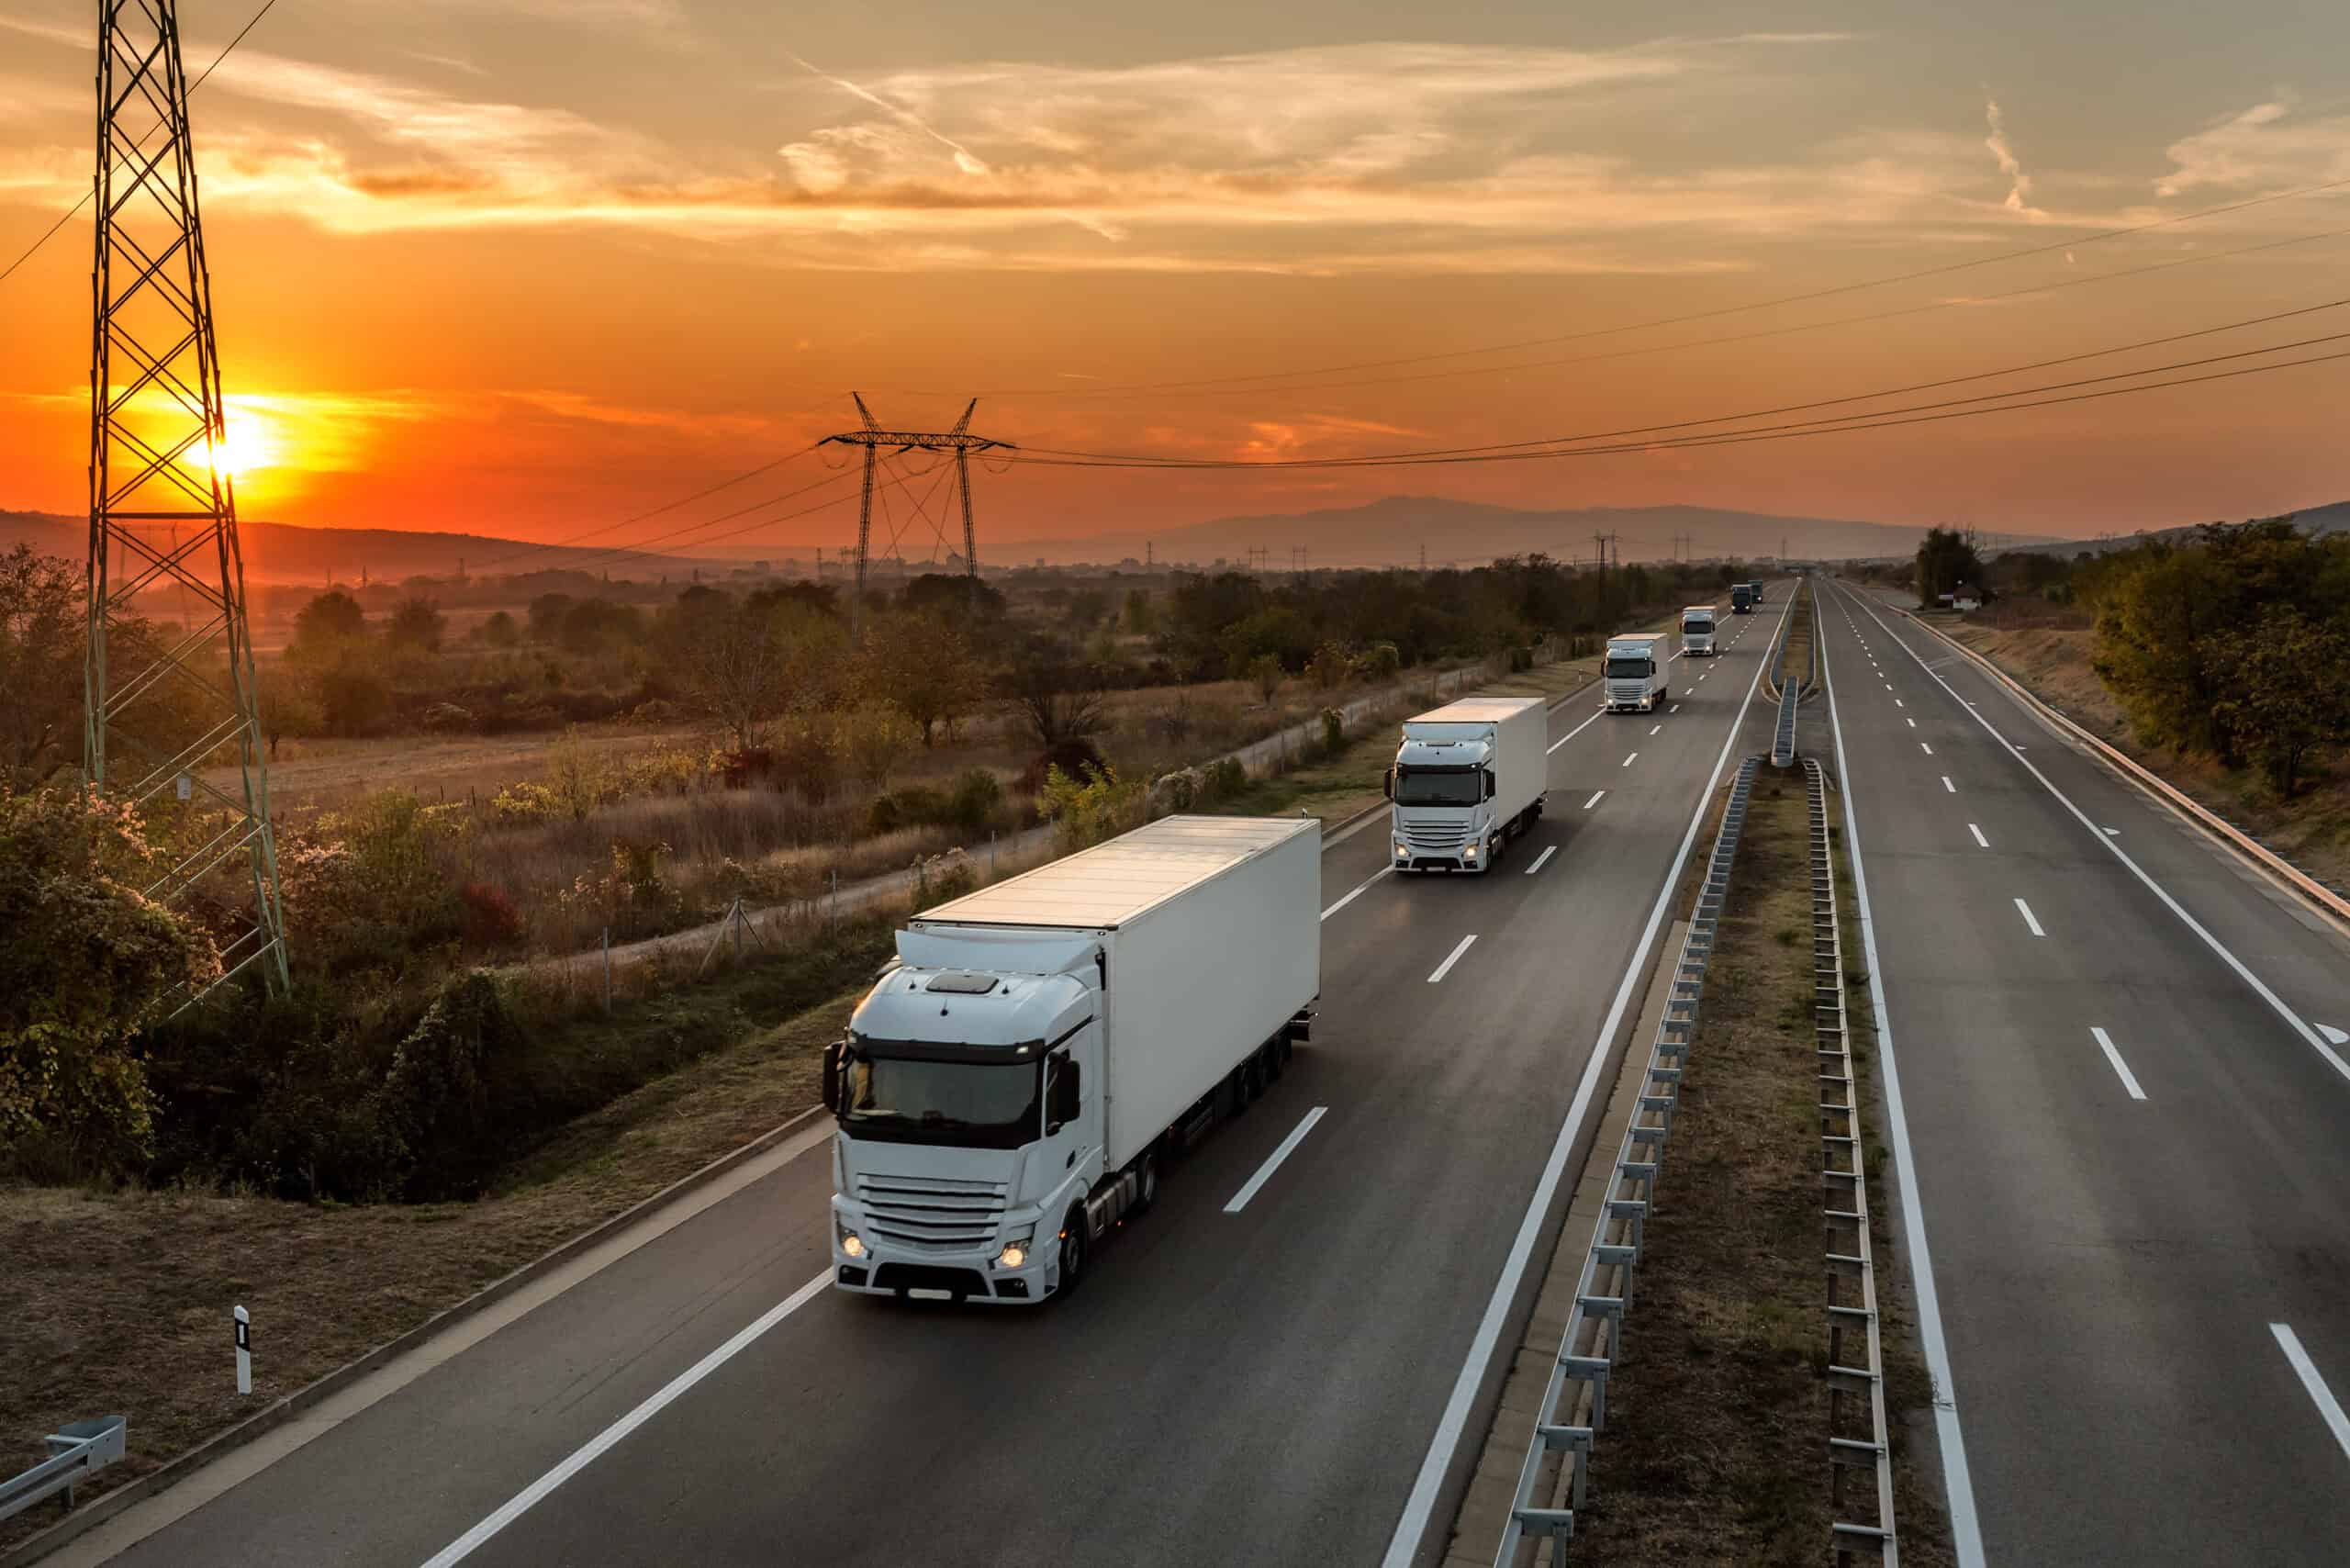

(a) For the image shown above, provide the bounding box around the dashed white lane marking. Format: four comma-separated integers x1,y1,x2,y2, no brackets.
1968,823,1990,848
2270,1323,2350,1468
1224,1106,1329,1214
1942,777,1955,792
2090,1027,2148,1101
1583,790,1606,810
1621,752,1639,767
1649,723,1662,736
1525,846,1558,876
1321,867,1391,920
1427,934,1478,984
1920,742,1934,756
2014,898,2045,936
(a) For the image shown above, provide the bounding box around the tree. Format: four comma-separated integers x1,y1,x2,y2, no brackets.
1004,639,1108,752
673,595,845,752
1122,588,1156,635
901,573,1005,622
1915,526,1983,607
0,785,217,1174
1247,652,1283,707
386,598,446,653
482,610,520,648
293,588,367,652
857,612,989,746
830,701,919,793
2208,609,2350,795
527,592,576,642
258,671,324,760
0,546,84,782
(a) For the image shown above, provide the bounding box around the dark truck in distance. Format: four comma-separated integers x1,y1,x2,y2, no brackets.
1731,583,1755,614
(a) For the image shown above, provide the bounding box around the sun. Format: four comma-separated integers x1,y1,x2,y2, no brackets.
210,418,279,479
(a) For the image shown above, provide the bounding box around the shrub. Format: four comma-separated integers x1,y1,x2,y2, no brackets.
1039,762,1147,850
1022,736,1105,793
1320,707,1345,755
458,880,528,949
946,767,1003,833
420,701,476,733
1200,756,1248,802
1354,642,1402,682
912,847,979,913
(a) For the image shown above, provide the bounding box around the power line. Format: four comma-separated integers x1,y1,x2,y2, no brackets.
895,176,2350,400
1007,295,2350,471
465,436,828,574
0,0,282,286
1008,342,2350,472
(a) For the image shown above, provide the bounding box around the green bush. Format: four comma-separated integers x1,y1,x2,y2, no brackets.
946,767,1002,833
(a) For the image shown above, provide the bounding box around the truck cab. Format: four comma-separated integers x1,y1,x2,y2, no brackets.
1604,633,1670,713
1680,604,1718,656
829,956,1099,1304
1387,697,1546,873
1731,583,1754,614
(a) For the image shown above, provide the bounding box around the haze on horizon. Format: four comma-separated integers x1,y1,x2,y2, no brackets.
4,0,2349,558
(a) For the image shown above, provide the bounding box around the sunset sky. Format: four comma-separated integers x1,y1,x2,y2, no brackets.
5,0,2350,561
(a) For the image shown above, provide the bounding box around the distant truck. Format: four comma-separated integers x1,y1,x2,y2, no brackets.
824,815,1320,1305
1386,696,1548,873
1748,580,1766,603
1731,584,1755,614
1680,604,1718,656
1604,633,1671,713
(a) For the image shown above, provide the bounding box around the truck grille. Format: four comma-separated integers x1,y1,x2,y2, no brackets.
1403,823,1468,850
855,1174,1008,1249
1606,682,1648,703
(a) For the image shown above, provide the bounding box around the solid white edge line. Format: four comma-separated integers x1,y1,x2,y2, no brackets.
2015,897,2045,936
1426,933,1478,984
1524,846,1558,876
1379,635,1771,1568
2089,1026,2149,1101
420,1270,834,1568
2273,1323,2350,1466
1322,866,1392,922
1548,706,1604,756
1223,1105,1329,1214
1840,583,2350,1086
1818,590,1987,1568
1968,823,1989,849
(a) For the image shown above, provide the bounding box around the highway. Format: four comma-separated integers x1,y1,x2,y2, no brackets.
69,606,1786,1568
1814,577,2350,1566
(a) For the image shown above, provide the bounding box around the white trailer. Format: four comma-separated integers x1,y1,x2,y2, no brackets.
1680,604,1718,656
1386,695,1548,873
823,815,1320,1304
1604,633,1671,712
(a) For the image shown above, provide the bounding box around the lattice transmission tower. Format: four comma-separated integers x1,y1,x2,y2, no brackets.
85,0,287,993
820,394,1007,644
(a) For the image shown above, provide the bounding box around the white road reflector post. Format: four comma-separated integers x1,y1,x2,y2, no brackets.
233,1305,252,1395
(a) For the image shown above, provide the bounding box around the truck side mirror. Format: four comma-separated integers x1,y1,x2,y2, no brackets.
822,1039,844,1112
1483,769,1496,801
1382,767,1394,801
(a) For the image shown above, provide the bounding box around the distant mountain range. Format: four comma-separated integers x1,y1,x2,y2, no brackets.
994,496,2065,568
0,510,753,585
1996,498,2350,557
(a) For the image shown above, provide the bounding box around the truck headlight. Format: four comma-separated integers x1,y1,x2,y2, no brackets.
1462,842,1479,862
1393,840,1409,859
995,1229,1035,1269
836,1219,866,1259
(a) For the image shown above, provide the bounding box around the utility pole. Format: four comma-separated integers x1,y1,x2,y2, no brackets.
86,0,286,997
820,394,1006,644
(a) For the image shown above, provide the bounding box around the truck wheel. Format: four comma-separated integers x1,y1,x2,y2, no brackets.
1262,1038,1283,1084
1235,1058,1261,1112
1055,1206,1088,1298
1131,1151,1160,1215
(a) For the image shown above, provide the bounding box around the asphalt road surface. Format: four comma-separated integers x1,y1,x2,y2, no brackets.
1815,577,2350,1567
78,606,1789,1568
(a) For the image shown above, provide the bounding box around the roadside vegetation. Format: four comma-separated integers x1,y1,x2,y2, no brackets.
1847,518,2350,885
1573,772,1952,1568
2,543,1752,1209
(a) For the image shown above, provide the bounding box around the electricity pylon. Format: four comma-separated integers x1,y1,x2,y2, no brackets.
820,394,1007,644
85,0,287,994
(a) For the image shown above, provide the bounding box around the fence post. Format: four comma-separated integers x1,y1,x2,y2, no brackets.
601,927,611,1014
830,868,838,931
731,902,744,962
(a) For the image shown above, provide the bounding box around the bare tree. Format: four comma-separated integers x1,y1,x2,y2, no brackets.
1004,639,1108,752
676,597,845,752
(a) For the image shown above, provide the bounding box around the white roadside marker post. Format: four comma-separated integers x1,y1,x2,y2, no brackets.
234,1305,252,1396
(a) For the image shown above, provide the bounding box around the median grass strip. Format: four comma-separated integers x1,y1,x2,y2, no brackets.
1569,771,1953,1568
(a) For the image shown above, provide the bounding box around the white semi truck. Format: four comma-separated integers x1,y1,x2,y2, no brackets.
823,815,1321,1304
1604,633,1671,712
1385,695,1548,873
1680,604,1718,656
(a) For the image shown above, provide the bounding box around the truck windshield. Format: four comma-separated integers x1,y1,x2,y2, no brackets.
1606,656,1653,678
841,1049,1042,1148
1394,766,1481,806
1683,620,1710,634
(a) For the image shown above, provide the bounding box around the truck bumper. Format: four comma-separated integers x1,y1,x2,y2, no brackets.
831,1233,1055,1305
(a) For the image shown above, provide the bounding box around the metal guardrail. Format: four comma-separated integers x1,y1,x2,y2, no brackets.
1806,758,1898,1564
1771,579,1812,767
0,1417,126,1523
1494,756,1763,1565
